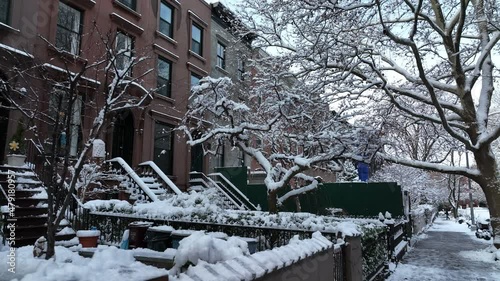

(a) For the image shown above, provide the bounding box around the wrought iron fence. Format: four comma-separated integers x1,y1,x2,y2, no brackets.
82,211,341,251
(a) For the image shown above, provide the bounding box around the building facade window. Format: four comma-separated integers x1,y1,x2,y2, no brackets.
0,0,10,24
216,42,226,69
115,31,134,75
154,122,174,175
157,57,172,97
56,2,82,55
190,73,201,90
49,89,83,157
117,0,136,10
159,1,173,38
191,23,203,56
237,58,245,80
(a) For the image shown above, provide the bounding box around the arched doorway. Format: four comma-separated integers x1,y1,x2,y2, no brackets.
112,110,134,166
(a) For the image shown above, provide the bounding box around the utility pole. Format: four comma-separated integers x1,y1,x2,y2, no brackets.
465,151,475,227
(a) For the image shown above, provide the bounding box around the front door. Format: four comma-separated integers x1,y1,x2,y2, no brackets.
190,143,204,172
112,111,134,166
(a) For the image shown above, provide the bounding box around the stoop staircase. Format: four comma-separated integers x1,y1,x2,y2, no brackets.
0,165,48,247
189,171,258,211
0,165,76,247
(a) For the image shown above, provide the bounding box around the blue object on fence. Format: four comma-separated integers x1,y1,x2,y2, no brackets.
358,162,369,182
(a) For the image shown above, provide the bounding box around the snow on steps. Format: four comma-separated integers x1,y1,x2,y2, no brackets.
107,158,159,202
171,232,334,281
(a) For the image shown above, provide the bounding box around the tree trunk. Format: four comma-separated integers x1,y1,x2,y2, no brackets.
268,190,278,214
45,222,56,259
474,147,500,248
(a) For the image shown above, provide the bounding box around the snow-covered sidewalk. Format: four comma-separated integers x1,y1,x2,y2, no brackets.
387,218,500,281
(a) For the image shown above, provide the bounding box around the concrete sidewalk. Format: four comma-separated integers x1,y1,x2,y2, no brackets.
387,218,500,281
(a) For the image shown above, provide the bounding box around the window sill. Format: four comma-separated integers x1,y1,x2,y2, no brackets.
0,22,20,34
215,65,229,75
112,0,142,19
153,93,175,105
47,45,87,64
66,0,96,10
188,50,206,64
155,31,177,48
110,13,144,35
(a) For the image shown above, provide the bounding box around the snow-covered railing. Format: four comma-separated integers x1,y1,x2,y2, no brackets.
107,158,159,202
189,171,245,210
138,161,182,195
82,211,343,250
171,232,338,281
208,172,258,211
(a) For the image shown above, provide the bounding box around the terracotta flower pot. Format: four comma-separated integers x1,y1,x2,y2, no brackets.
77,230,100,248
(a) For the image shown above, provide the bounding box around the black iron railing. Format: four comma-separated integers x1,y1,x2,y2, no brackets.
82,211,341,251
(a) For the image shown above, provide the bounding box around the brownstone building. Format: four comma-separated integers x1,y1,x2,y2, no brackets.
0,0,212,190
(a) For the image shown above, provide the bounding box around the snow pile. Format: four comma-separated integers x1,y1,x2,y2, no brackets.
83,199,133,212
171,231,249,275
0,246,168,281
133,189,223,219
458,246,500,263
170,231,333,281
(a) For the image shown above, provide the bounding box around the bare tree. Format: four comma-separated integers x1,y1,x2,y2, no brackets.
0,24,152,258
239,0,500,246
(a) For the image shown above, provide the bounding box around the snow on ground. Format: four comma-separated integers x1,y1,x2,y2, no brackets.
0,245,168,281
388,217,500,281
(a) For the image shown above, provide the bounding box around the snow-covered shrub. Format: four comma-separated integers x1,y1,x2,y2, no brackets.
171,231,249,275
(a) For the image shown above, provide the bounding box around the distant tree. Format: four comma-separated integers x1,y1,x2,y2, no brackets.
239,0,500,246
371,164,448,207
0,24,152,258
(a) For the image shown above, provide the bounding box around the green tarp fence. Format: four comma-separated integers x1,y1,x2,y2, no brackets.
216,167,405,218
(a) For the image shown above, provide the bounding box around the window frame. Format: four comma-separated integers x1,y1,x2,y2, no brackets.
56,2,83,55
115,31,134,76
190,72,202,91
159,1,173,38
237,58,245,81
117,0,136,11
216,42,226,69
153,122,174,175
191,23,203,56
0,0,11,25
157,56,172,97
48,88,83,157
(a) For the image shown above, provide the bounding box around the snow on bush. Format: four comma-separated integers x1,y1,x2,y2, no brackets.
171,231,249,275
85,188,384,237
83,199,133,213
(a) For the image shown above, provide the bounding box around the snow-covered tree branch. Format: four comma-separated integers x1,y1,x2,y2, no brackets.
238,0,500,246
180,58,377,212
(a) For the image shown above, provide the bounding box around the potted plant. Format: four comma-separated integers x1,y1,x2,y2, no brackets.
77,228,101,248
7,122,26,166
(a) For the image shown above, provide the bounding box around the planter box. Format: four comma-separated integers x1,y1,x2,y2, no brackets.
7,154,26,166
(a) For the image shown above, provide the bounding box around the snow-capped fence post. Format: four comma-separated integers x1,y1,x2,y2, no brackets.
344,235,363,281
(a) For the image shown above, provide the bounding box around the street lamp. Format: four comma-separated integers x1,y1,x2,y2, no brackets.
465,151,475,227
